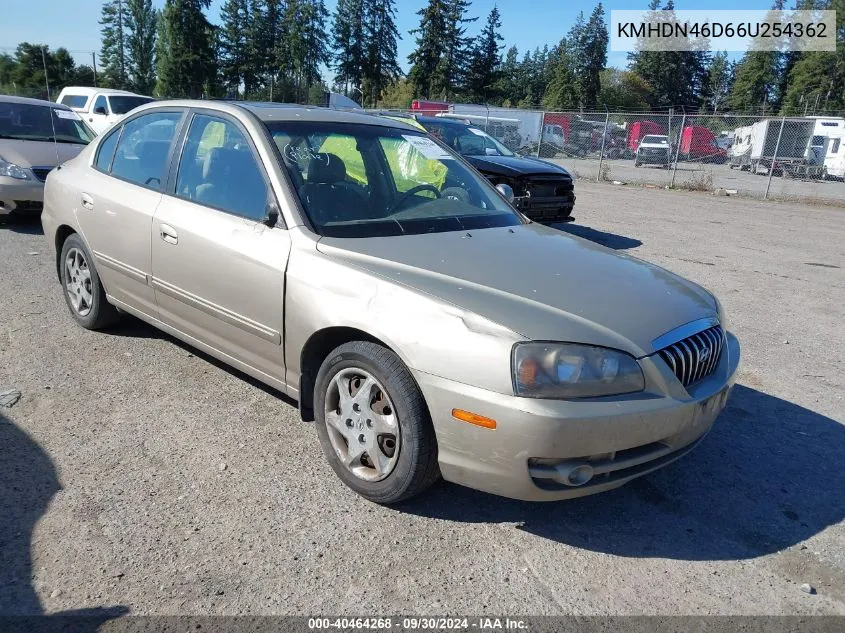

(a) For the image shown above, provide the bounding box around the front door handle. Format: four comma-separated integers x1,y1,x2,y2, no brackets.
81,193,94,210
159,224,178,245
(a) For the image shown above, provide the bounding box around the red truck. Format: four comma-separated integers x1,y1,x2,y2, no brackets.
410,99,449,114
627,121,666,152
679,125,728,163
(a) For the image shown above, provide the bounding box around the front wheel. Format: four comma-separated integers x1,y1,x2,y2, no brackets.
314,341,439,504
59,233,119,330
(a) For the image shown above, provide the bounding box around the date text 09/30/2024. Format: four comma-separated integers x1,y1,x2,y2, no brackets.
307,617,529,631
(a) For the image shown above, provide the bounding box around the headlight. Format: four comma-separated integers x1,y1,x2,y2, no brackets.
0,158,30,180
512,342,645,399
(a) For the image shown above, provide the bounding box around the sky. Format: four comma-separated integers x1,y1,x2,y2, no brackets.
0,0,774,75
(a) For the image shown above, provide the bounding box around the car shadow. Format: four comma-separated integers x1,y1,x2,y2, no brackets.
0,413,128,628
1,215,44,235
103,315,295,406
397,385,845,561
554,223,643,250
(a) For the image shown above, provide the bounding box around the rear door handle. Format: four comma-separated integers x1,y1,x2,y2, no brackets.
81,193,94,210
159,224,178,245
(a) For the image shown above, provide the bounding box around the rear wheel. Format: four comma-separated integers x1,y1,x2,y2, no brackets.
314,341,439,504
59,233,119,330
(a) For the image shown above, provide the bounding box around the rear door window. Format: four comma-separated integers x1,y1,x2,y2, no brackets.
110,112,182,190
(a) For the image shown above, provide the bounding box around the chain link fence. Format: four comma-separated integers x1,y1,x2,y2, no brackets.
380,105,845,206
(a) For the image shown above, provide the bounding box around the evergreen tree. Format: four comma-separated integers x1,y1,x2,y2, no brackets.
408,0,448,98
780,0,845,114
581,3,608,109
125,0,158,94
598,68,653,110
495,45,520,105
155,0,217,98
627,1,709,109
5,44,80,98
282,0,329,102
363,0,401,108
566,10,587,105
515,49,535,107
466,6,503,103
702,51,733,113
219,0,250,95
781,52,836,114
100,0,130,88
728,51,780,112
542,38,579,111
331,0,366,95
728,0,788,112
433,0,476,99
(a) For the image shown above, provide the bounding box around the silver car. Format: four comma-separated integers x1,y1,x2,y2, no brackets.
1,96,95,220
41,101,740,504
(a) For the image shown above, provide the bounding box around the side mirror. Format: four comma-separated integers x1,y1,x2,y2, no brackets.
264,202,280,227
94,106,107,115
495,183,515,202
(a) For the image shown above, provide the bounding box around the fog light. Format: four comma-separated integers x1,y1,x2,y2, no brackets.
565,464,594,486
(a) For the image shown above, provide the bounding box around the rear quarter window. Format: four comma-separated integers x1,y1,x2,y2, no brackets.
60,95,88,109
95,128,121,172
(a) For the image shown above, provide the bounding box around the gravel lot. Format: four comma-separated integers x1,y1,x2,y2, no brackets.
1,182,844,617
551,158,845,205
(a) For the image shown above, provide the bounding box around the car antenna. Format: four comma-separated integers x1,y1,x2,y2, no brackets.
48,105,61,170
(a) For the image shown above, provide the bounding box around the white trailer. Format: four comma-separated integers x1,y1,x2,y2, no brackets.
448,104,545,150
728,119,819,178
822,128,845,179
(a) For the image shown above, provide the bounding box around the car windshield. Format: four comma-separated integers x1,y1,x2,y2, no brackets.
642,135,668,145
0,102,94,144
424,121,515,157
108,95,154,115
265,120,522,238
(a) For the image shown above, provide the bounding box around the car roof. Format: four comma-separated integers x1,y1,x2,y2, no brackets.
239,102,415,129
415,115,469,127
58,87,141,96
0,94,73,109
124,100,421,131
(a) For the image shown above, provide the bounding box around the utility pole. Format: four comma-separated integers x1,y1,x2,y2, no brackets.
92,52,98,87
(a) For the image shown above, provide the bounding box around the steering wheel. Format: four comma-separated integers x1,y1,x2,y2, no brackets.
391,184,441,212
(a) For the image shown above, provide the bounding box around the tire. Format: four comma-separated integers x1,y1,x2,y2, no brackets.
314,341,439,504
634,159,641,167
59,233,119,330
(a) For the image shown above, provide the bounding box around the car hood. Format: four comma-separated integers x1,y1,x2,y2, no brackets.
465,154,571,179
316,224,717,357
0,139,86,168
638,143,670,150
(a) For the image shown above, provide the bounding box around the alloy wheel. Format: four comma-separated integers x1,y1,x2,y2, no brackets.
324,368,401,482
64,247,94,317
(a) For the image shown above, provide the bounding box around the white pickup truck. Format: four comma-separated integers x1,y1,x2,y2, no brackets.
56,87,154,134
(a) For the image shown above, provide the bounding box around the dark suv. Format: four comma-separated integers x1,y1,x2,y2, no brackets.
415,116,576,224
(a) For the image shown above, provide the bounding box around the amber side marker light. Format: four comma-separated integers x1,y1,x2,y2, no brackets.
451,408,497,429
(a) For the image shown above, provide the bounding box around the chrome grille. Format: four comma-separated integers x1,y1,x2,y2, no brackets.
657,325,724,387
31,167,53,182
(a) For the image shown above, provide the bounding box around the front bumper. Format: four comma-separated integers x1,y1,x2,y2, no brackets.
0,177,45,216
414,331,740,501
513,194,576,223
636,151,670,165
